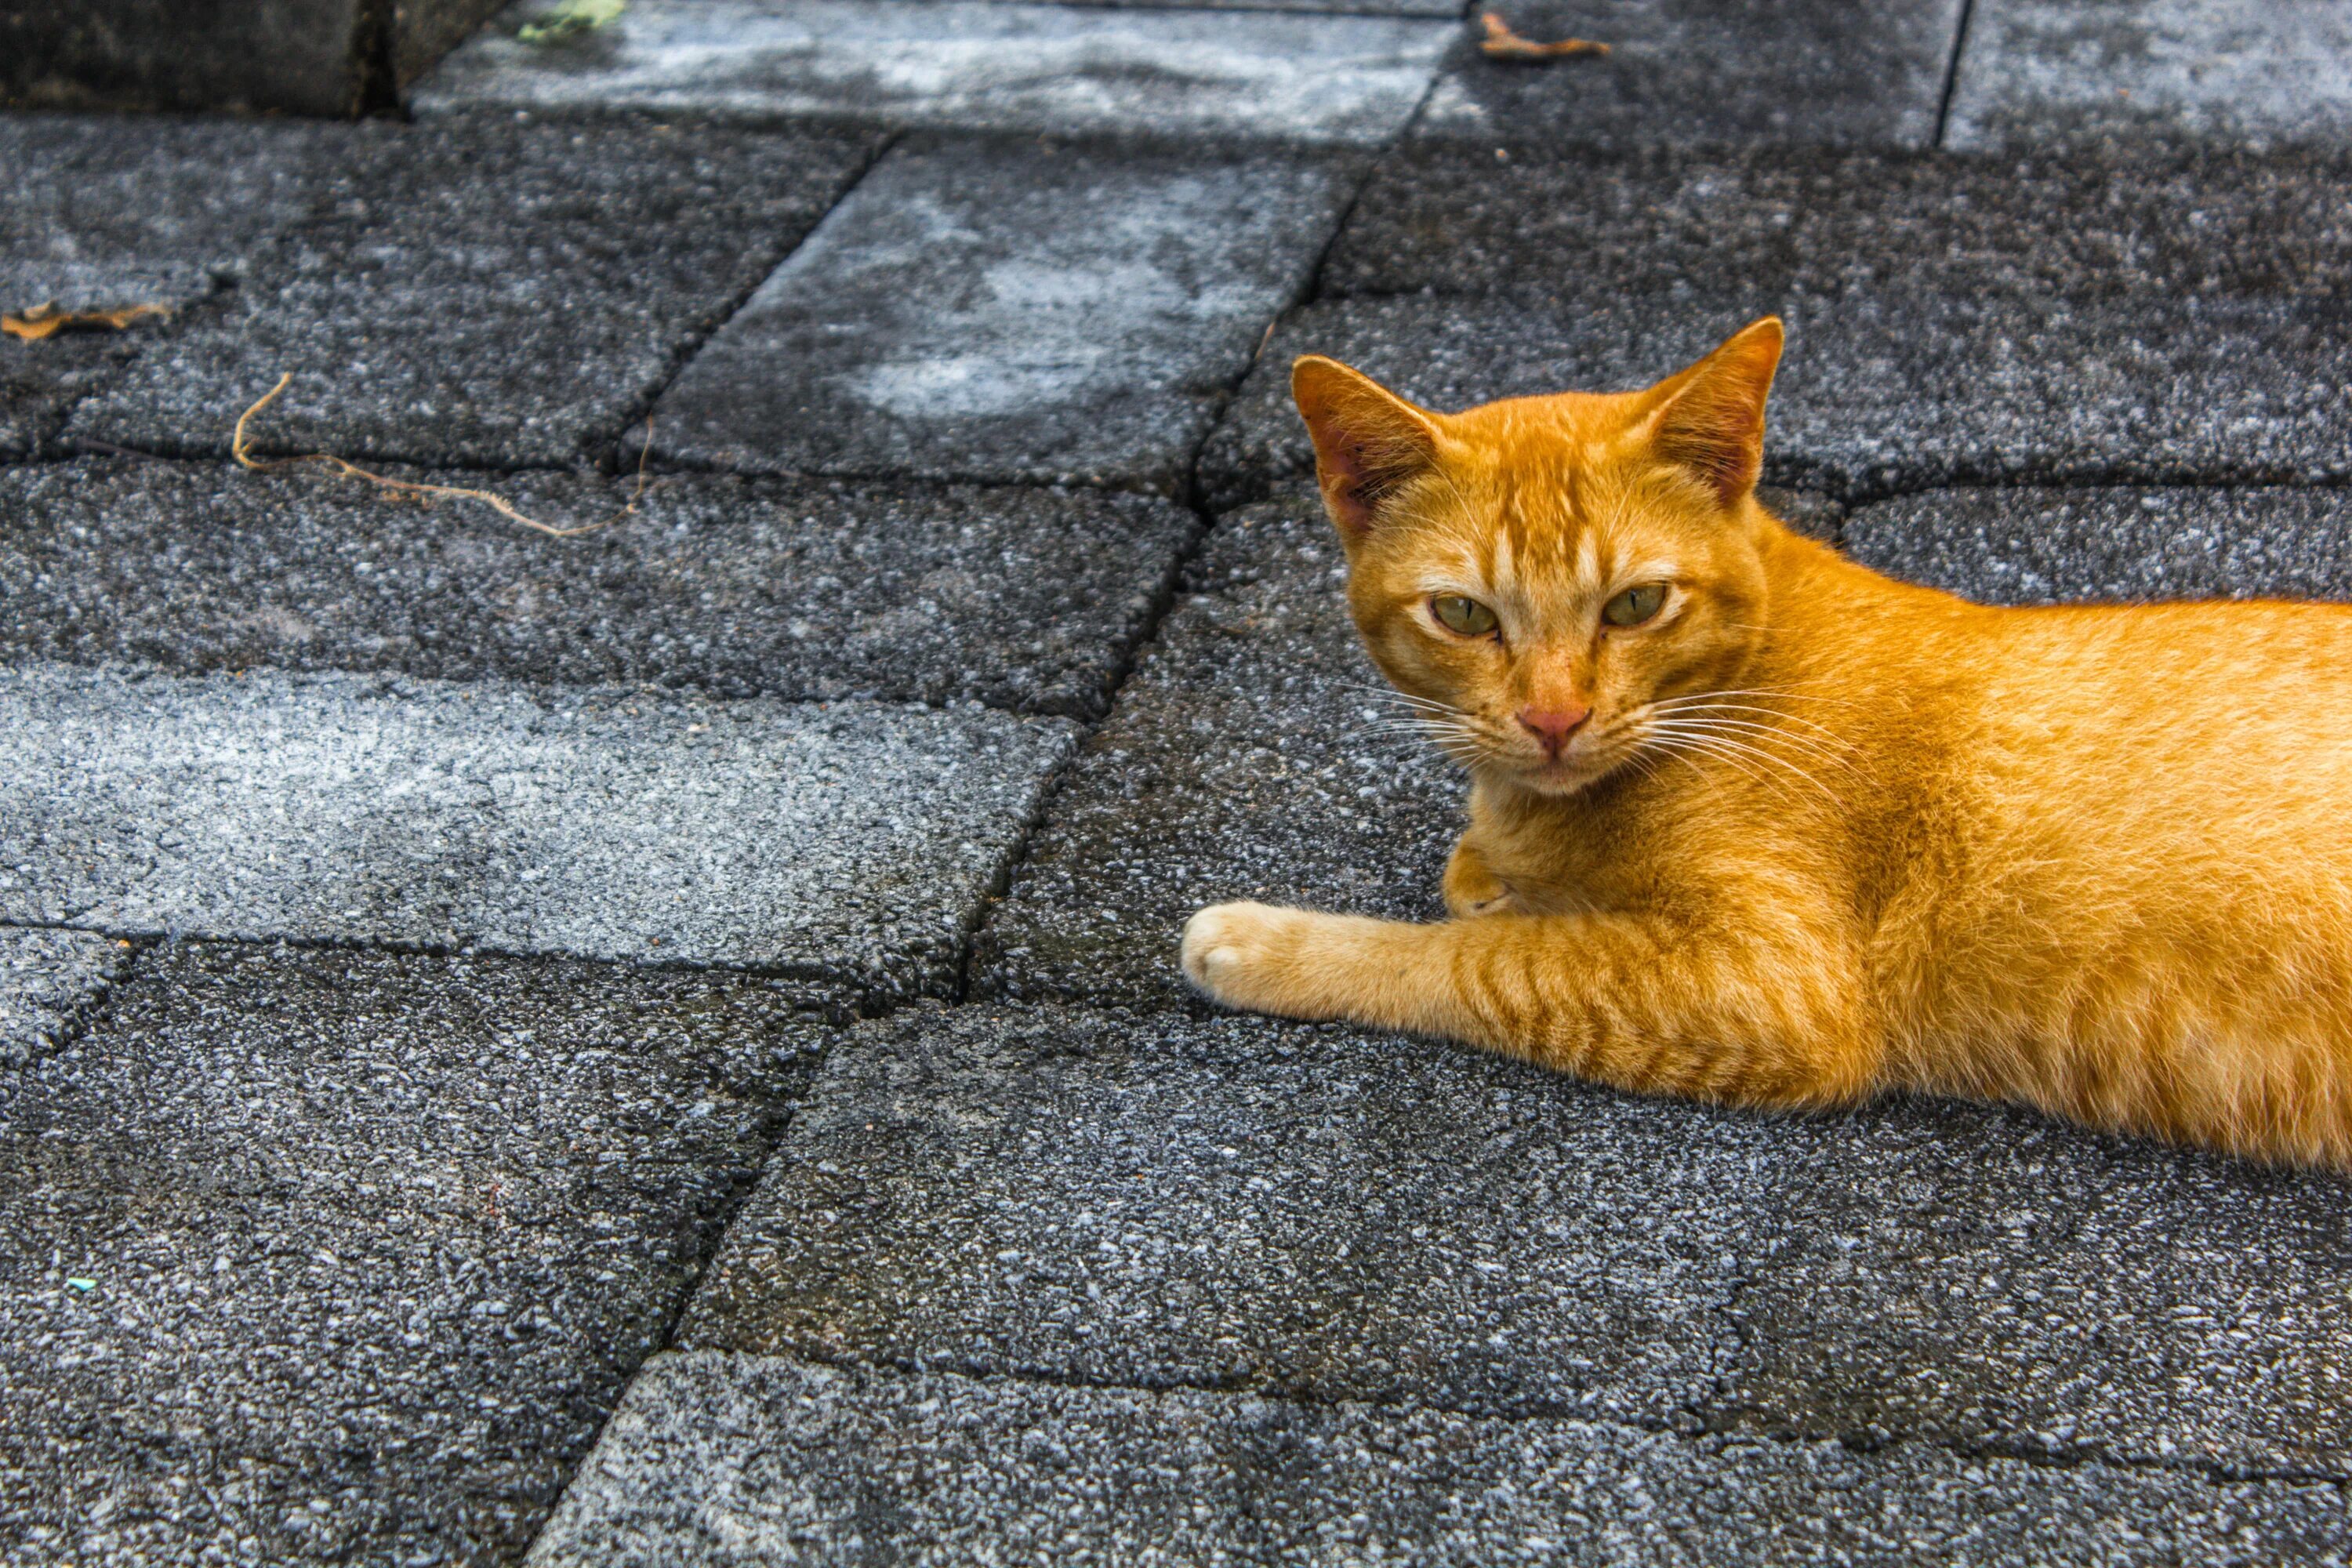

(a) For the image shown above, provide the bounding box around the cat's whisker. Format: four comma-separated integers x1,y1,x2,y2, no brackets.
1651,685,1860,713
1642,713,1865,777
1646,696,1857,742
1647,731,1842,809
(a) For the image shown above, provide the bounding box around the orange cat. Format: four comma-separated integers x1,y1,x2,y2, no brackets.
1181,318,2352,1167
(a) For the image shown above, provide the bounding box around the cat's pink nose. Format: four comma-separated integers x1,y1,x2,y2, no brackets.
1517,703,1591,756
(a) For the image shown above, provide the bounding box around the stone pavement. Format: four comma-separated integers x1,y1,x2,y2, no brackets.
4,1,2352,1563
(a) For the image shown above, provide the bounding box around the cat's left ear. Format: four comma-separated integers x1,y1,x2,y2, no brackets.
1639,317,1784,506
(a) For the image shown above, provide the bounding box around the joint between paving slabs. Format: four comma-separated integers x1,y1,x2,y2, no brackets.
1931,0,1980,153
0,919,150,1064
948,491,1214,1004
943,140,1392,1000
648,1339,2352,1495
0,922,912,1025
597,129,902,477
348,0,404,120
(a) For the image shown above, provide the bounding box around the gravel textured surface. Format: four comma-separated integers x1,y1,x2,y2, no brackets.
1323,144,2352,300
652,136,1353,495
0,942,828,1568
0,927,125,1068
71,118,876,469
681,1002,2352,1477
1414,0,1966,151
974,491,1458,1010
0,458,1196,719
682,1001,1766,1426
1947,0,2352,151
532,1353,2352,1567
1720,1105,2352,1475
0,115,347,459
1846,485,2352,604
0,662,1074,997
415,0,1453,146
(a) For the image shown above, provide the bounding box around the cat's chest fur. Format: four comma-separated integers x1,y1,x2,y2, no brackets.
1461,776,1681,918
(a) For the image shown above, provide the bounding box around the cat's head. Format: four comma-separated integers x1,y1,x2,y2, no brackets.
1292,318,1784,797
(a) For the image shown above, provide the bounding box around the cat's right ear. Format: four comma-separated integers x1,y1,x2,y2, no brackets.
1292,356,1444,543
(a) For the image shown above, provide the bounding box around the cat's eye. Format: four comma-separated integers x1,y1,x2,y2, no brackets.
1431,594,1499,638
1602,583,1668,628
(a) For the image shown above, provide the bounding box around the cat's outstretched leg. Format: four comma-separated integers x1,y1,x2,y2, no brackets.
1443,834,1522,917
1181,901,1877,1112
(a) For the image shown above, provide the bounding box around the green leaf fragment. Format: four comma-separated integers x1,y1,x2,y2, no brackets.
518,0,626,43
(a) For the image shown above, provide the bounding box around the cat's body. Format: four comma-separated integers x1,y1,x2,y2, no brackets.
1182,318,2352,1167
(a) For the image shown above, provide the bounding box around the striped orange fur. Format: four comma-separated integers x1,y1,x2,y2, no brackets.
1181,317,2352,1167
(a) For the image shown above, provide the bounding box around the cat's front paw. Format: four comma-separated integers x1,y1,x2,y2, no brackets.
1443,835,1523,918
1181,900,1313,1014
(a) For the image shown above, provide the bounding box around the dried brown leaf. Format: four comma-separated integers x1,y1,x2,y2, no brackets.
1479,13,1610,61
2,301,172,341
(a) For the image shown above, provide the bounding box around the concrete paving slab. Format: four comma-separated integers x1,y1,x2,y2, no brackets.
0,662,1075,999
0,927,125,1068
1201,290,2352,509
650,137,1353,495
0,458,1196,720
414,0,1454,146
681,1001,1768,1427
1326,143,2352,301
71,119,876,470
1846,485,2352,606
973,491,1457,1010
1414,0,1967,151
0,941,825,1568
0,115,350,459
532,1352,2352,1566
1947,0,2352,152
1721,1104,2352,1475
680,1000,2352,1477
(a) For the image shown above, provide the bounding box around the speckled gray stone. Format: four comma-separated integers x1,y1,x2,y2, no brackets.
0,115,349,459
1324,144,2352,301
1414,0,1967,151
71,118,876,470
1720,1105,2352,1475
0,927,125,1068
1947,0,2352,151
0,941,826,1568
679,1000,2352,1478
0,662,1075,998
1200,292,2352,510
973,491,1458,1011
681,1002,1769,1427
651,137,1352,495
0,458,1196,720
531,1353,2352,1566
415,0,1453,145
1845,485,2352,605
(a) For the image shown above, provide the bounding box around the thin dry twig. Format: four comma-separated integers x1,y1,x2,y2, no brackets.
231,372,651,539
1479,13,1610,61
3,301,172,341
